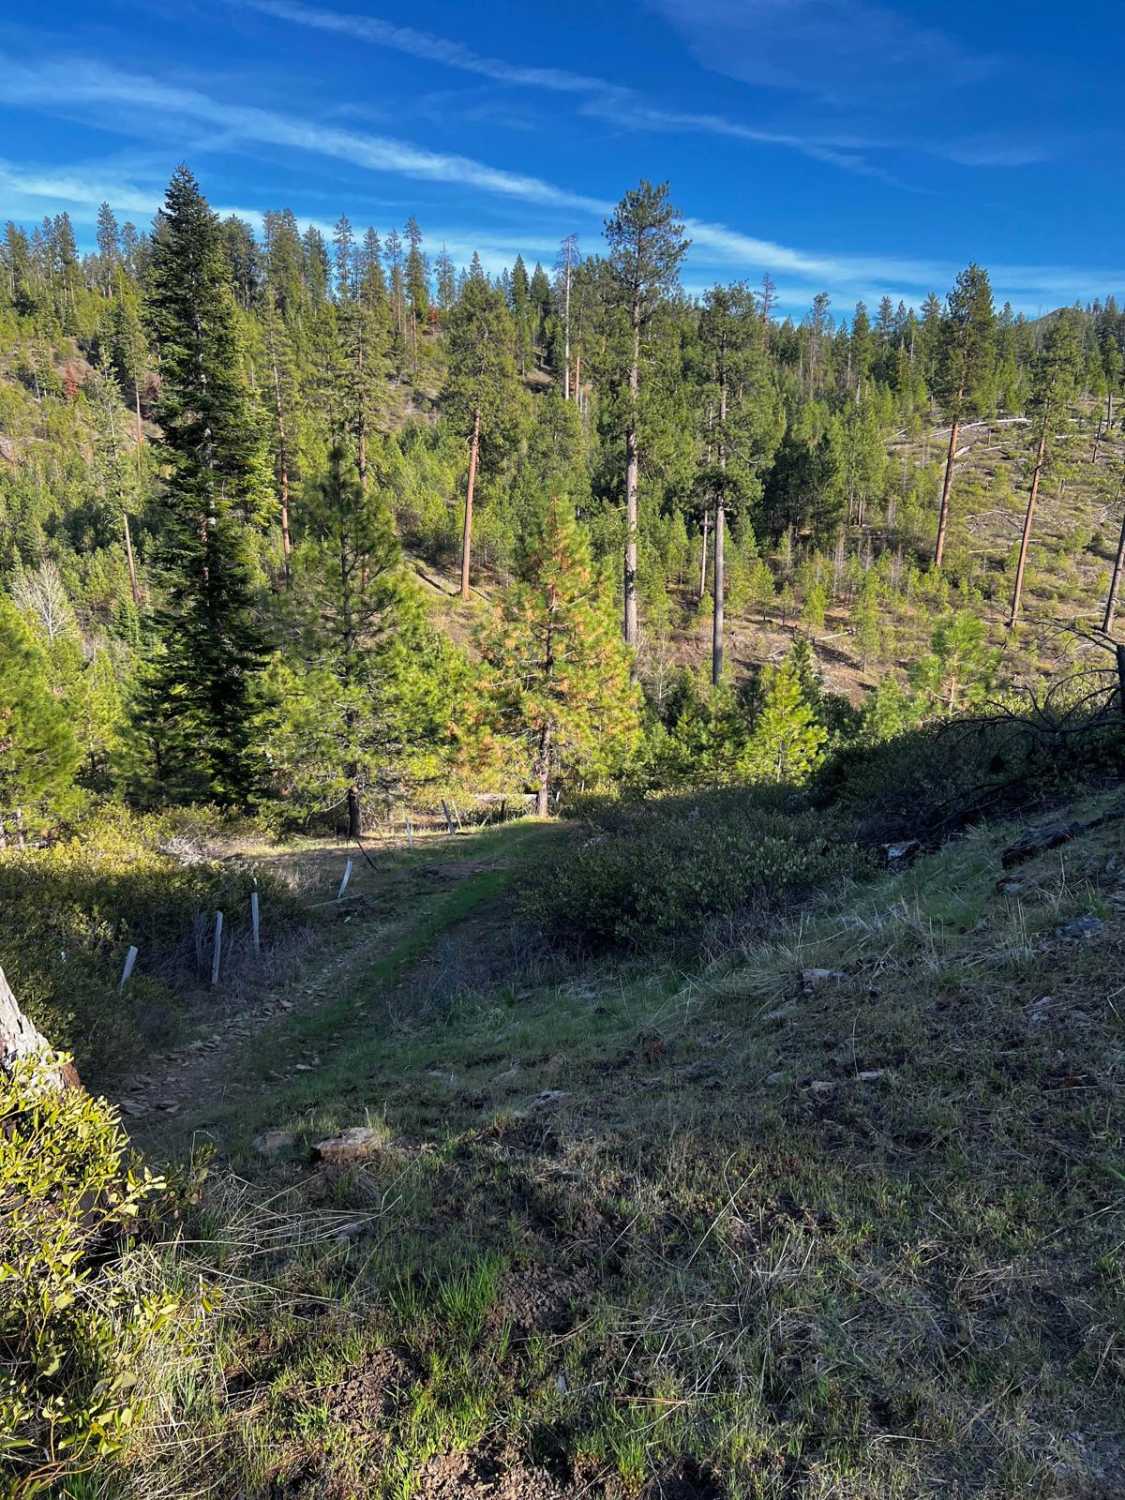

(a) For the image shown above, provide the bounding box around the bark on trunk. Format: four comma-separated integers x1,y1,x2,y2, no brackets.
535,734,551,817
0,966,79,1089
346,784,362,839
1104,497,1125,636
934,415,960,568
712,502,725,685
624,310,641,646
123,511,141,607
712,382,728,686
698,508,709,602
460,407,481,600
268,332,292,582
1008,424,1048,627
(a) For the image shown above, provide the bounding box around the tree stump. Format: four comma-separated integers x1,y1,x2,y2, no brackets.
0,966,80,1089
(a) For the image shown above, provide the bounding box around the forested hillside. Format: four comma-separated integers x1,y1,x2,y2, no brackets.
3,169,1124,843
4,162,1125,1500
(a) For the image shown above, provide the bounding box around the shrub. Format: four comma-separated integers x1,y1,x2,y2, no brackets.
0,1054,207,1490
817,700,1125,844
0,806,302,1080
521,788,868,951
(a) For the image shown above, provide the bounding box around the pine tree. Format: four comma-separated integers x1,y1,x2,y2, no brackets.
443,270,520,598
911,610,995,712
934,265,995,567
404,216,428,327
95,201,119,296
140,165,271,807
433,247,456,314
697,282,782,682
333,214,356,300
1008,309,1083,625
605,181,689,645
741,659,827,785
0,597,78,837
275,440,442,834
481,498,641,814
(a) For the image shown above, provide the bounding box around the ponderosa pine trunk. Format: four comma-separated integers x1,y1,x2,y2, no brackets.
460,406,481,600
346,782,362,839
1104,496,1125,635
624,305,641,646
698,507,709,602
934,413,960,568
712,500,725,685
271,354,292,582
1008,424,1049,626
712,381,728,686
1093,390,1112,464
123,511,141,606
535,723,552,817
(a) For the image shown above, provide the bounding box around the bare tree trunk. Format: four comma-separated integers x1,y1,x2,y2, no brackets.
624,309,641,646
712,501,725,685
123,511,141,607
1008,424,1048,627
934,415,960,568
271,350,292,582
712,381,728,686
563,243,573,402
698,507,709,602
347,783,362,839
1104,495,1125,636
535,723,552,817
460,407,481,600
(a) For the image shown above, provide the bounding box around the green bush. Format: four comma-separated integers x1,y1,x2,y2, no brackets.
521,788,868,951
0,1054,208,1491
815,700,1125,844
0,806,302,1079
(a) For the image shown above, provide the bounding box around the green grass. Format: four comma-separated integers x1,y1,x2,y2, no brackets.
44,797,1125,1497
26,786,1125,1500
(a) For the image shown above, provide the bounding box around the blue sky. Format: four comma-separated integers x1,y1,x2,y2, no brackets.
1,0,1121,318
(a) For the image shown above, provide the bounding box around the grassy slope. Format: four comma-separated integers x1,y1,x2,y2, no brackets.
108,795,1125,1500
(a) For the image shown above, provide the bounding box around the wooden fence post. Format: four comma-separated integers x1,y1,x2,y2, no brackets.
211,912,223,987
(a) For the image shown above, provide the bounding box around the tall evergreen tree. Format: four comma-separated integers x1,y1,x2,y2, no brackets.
443,270,520,598
1008,309,1083,625
0,597,78,838
604,181,689,645
275,440,439,835
139,165,271,806
698,283,782,683
481,498,640,814
933,264,995,567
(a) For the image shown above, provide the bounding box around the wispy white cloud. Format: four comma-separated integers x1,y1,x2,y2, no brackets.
650,0,995,100
2,55,1119,313
234,0,913,181
0,54,609,215
238,0,608,94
